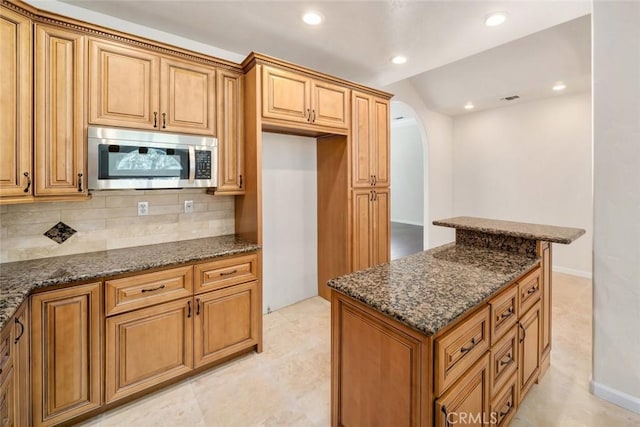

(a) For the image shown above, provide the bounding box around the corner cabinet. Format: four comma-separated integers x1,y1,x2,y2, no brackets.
31,283,102,427
0,5,32,200
352,92,389,188
88,38,216,136
352,188,390,271
215,69,245,194
34,24,87,197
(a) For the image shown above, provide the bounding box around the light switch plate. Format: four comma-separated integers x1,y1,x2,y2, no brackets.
184,200,194,214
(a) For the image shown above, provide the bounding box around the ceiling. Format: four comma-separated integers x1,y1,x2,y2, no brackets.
54,0,591,116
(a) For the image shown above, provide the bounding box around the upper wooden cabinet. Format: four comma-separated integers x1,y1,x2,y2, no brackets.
352,92,389,188
0,6,32,200
34,24,87,197
262,65,349,130
88,38,216,136
216,69,245,193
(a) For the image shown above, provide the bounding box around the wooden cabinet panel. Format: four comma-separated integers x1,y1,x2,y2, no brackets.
88,38,159,129
435,306,490,395
539,241,552,374
0,6,32,199
435,353,491,427
194,253,258,294
0,367,14,427
216,70,244,193
490,324,518,396
489,284,518,345
194,281,258,367
372,189,390,265
517,267,541,318
490,372,517,427
311,80,349,129
518,300,541,403
34,24,86,197
160,57,215,135
262,66,310,124
31,283,101,427
352,92,373,187
335,297,422,427
105,266,193,316
105,298,193,403
351,190,372,271
372,98,390,187
13,303,30,427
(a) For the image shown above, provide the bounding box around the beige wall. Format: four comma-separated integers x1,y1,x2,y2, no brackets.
0,190,234,263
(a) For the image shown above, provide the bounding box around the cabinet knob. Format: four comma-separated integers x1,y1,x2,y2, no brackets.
23,171,31,193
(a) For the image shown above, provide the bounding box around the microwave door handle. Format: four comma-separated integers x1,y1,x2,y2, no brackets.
188,147,196,183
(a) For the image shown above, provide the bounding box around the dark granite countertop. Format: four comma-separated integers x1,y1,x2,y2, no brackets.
328,243,539,336
433,216,585,244
0,235,260,329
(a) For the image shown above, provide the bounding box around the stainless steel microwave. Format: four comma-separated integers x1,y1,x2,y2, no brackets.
87,126,217,190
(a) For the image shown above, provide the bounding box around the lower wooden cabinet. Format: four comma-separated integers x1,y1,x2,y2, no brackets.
0,367,14,427
194,281,259,368
13,303,30,427
31,283,102,427
518,300,541,403
435,353,491,427
105,298,193,403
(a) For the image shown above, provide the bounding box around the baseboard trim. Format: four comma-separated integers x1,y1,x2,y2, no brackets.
391,219,424,227
552,265,592,279
590,380,640,414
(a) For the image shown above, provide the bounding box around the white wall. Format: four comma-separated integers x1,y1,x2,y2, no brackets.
383,80,455,248
452,92,592,276
391,122,424,225
592,1,640,414
261,133,318,314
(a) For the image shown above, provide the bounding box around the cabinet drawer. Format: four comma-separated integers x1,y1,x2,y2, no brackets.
106,266,193,315
490,372,517,427
435,306,490,395
490,284,518,345
490,324,518,396
0,326,11,386
194,254,258,294
518,267,541,316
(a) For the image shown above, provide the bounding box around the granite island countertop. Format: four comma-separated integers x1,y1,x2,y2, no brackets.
0,235,260,329
328,243,539,336
433,216,585,244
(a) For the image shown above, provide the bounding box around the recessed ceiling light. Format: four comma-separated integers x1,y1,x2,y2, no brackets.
485,12,507,27
391,55,407,65
552,82,567,91
464,102,475,110
302,11,323,25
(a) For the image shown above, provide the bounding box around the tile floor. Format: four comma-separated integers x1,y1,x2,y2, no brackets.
391,222,424,260
78,273,640,426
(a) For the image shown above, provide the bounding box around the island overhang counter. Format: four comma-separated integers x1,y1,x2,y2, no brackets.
328,217,584,427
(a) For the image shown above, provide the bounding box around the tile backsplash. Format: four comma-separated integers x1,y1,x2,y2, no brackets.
0,189,234,263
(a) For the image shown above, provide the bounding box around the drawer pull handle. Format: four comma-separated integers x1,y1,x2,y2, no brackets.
373,175,377,186
196,298,200,316
14,317,24,344
441,405,451,427
499,401,512,417
162,112,167,129
78,172,84,192
460,337,476,353
220,269,238,277
23,171,31,193
153,112,158,128
500,308,514,319
187,300,192,318
239,174,243,189
141,284,166,293
500,354,513,366
527,286,537,295
306,108,310,121
519,323,526,343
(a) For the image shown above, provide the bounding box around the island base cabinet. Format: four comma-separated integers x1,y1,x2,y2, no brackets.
518,300,541,404
13,303,30,427
31,283,102,427
194,281,259,368
435,353,491,427
106,298,193,403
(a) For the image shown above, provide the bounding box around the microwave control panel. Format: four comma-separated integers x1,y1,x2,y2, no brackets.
194,150,212,180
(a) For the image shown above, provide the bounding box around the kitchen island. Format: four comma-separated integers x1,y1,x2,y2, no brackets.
328,217,584,427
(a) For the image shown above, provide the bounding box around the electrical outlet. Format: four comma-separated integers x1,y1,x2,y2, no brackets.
137,201,149,216
184,200,194,214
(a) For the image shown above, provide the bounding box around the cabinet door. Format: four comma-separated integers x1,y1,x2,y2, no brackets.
0,368,14,427
372,189,390,265
13,303,30,427
31,283,101,427
518,300,541,404
105,298,193,403
372,98,390,187
0,7,32,199
351,92,373,187
352,190,373,271
435,353,491,427
194,281,258,368
160,57,215,135
88,38,159,129
216,69,244,193
34,24,87,196
262,66,311,124
311,80,349,129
